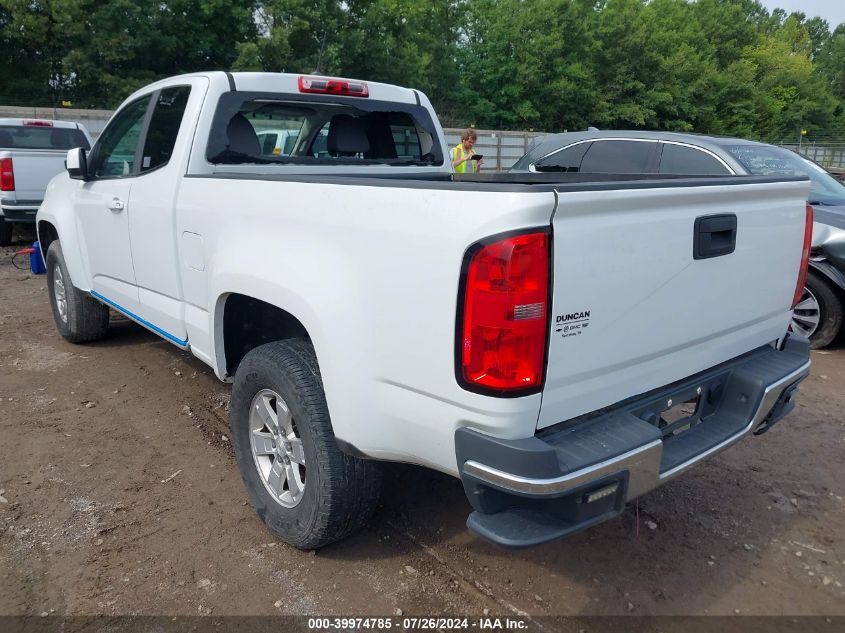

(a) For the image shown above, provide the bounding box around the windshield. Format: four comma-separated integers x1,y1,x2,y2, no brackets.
0,125,90,151
725,145,845,206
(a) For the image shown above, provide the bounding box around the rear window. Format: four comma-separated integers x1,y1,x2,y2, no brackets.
206,92,442,167
0,125,90,150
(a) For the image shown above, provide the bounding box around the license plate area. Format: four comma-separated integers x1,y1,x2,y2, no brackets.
658,396,700,435
629,373,730,440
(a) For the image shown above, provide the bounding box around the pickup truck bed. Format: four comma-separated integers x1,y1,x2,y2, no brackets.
36,71,812,549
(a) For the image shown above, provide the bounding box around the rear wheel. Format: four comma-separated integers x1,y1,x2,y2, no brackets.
230,339,382,549
0,218,12,246
791,270,843,349
46,242,110,343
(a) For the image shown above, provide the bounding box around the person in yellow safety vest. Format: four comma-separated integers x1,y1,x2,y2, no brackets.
451,128,484,173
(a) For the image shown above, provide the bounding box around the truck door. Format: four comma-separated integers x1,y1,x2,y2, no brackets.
127,81,205,347
73,95,152,316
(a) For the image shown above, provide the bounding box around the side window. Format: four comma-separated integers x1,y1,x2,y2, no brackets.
89,97,151,178
658,144,731,176
534,142,591,172
140,86,192,172
579,140,655,173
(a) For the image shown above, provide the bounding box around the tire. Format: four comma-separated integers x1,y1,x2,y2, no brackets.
791,270,843,349
0,218,12,246
230,339,382,550
45,242,110,343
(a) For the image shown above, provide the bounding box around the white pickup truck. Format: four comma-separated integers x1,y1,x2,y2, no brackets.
0,118,93,245
37,72,813,549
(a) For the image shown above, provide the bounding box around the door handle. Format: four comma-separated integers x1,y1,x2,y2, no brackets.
694,213,737,259
108,198,125,212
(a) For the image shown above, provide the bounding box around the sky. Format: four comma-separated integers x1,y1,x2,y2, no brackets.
759,0,845,29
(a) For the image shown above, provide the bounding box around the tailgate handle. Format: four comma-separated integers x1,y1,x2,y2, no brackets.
694,214,736,260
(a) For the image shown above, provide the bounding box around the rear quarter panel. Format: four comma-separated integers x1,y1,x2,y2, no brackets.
177,176,557,473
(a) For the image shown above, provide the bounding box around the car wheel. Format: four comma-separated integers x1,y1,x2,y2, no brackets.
0,218,12,246
46,242,110,343
230,339,382,549
791,270,843,349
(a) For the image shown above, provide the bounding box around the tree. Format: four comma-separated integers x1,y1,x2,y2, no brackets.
0,0,843,138
235,0,464,121
742,16,839,138
0,0,76,106
457,0,600,130
0,0,257,108
817,24,845,101
337,0,464,115
233,0,342,74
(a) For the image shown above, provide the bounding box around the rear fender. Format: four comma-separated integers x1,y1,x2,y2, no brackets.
809,259,845,292
210,279,325,383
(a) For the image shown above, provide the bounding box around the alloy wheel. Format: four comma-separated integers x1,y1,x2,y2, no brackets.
248,389,306,508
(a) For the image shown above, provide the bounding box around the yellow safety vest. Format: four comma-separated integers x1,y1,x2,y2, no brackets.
452,143,477,174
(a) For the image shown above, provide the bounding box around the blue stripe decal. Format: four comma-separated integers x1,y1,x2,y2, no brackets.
90,290,189,347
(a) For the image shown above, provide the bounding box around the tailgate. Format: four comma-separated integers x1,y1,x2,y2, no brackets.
538,178,810,430
2,150,67,202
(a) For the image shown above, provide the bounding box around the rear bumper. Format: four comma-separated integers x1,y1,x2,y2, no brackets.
456,335,811,548
1,200,41,223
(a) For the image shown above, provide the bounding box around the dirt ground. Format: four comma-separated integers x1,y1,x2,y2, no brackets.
1,230,844,623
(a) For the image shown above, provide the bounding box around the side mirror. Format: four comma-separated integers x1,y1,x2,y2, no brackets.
66,147,88,180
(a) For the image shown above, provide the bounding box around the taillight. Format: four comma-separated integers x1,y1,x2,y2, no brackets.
22,119,53,127
0,158,14,191
458,230,550,395
792,204,813,309
298,76,369,97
